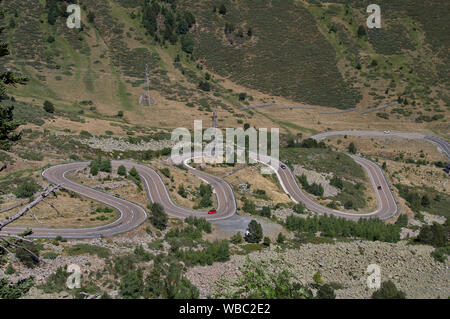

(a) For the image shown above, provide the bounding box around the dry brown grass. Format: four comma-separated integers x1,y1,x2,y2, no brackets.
0,191,119,228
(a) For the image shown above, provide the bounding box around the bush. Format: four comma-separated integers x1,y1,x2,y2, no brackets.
43,100,55,113
120,269,144,299
316,284,336,299
431,246,449,263
129,167,140,180
286,214,401,242
0,277,35,299
159,167,171,178
148,203,168,230
181,35,195,54
218,4,227,15
185,216,212,233
277,232,285,244
293,203,306,214
15,242,40,268
372,281,406,299
14,179,40,198
198,80,211,92
117,165,127,176
238,93,247,101
330,176,343,190
416,223,448,247
65,244,110,259
348,142,357,154
231,232,243,244
242,199,257,215
395,214,408,228
260,206,271,218
214,258,313,299
177,184,187,198
39,267,69,293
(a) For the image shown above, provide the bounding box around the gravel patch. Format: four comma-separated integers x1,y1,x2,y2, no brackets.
76,137,175,153
293,165,339,197
186,241,449,299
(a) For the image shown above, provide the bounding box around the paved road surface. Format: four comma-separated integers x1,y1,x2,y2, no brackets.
1,131,447,238
311,130,449,159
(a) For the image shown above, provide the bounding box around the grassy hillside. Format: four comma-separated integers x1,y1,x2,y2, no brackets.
178,0,448,112
0,0,264,130
180,0,361,109
0,0,448,129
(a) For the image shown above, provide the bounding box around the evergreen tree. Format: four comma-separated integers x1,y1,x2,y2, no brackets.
117,165,127,176
0,1,27,150
218,4,227,15
348,142,357,154
245,220,263,243
149,202,168,230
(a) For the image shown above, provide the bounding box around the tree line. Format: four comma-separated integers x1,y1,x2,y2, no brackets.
285,214,401,243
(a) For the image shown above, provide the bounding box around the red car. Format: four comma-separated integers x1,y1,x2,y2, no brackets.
208,209,217,215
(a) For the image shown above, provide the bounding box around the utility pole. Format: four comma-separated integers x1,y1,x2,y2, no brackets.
139,64,155,106
212,105,218,128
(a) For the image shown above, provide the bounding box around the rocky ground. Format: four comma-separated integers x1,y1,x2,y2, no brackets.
293,165,339,197
186,240,449,299
76,137,175,153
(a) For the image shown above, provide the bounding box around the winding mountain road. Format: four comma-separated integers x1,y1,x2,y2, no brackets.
1,131,447,238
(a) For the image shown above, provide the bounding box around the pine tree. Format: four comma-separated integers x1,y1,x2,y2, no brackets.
0,1,27,150
149,203,168,230
245,220,263,243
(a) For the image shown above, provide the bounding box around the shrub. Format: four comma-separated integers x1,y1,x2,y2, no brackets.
285,214,400,242
0,277,35,299
277,232,285,244
181,35,195,54
43,100,55,113
214,258,313,299
65,244,110,259
371,281,406,299
177,184,187,198
198,80,211,92
117,165,127,176
15,242,40,268
260,206,271,218
218,4,227,15
231,232,243,244
120,269,144,299
14,179,40,198
348,142,357,154
431,246,449,263
39,267,69,293
159,167,171,178
293,203,306,214
185,216,212,233
148,203,168,230
316,284,336,299
416,223,447,247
